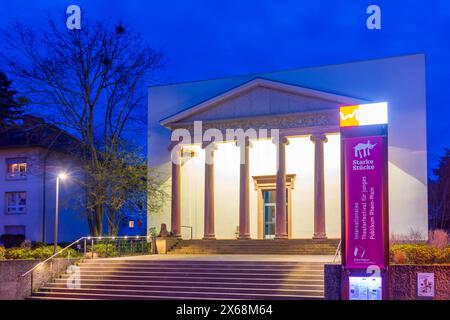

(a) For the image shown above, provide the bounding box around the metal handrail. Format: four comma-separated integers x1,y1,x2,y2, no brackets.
333,240,342,263
180,226,193,240
21,236,84,277
21,235,152,278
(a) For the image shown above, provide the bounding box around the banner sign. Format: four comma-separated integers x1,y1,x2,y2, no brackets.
344,135,385,268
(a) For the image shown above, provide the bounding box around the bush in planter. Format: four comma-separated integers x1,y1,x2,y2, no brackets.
0,246,5,260
428,229,449,250
3,245,80,260
90,243,119,257
28,246,59,259
0,234,26,248
4,247,33,259
405,245,440,264
435,247,450,264
392,250,407,264
390,244,450,264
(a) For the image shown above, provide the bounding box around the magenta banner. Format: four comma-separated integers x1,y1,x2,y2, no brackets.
344,135,385,269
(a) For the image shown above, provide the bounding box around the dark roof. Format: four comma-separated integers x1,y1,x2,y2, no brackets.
0,115,82,154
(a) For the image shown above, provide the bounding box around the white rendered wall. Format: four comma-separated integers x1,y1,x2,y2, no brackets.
0,147,88,242
147,136,343,239
148,55,428,240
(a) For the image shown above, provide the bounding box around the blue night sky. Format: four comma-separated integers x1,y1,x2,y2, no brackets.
0,0,449,175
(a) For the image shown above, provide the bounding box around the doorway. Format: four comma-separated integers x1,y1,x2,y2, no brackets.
253,174,296,239
262,189,289,239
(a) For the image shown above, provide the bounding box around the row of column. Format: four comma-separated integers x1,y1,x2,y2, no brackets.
170,134,329,239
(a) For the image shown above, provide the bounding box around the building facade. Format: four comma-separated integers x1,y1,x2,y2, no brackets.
0,116,88,243
147,54,428,241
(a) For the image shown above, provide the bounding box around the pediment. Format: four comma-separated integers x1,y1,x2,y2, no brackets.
161,78,365,127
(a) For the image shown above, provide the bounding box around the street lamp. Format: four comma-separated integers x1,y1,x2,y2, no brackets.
54,173,68,254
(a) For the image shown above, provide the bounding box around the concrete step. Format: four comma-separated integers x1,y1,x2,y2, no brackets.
58,273,325,282
167,240,339,255
60,271,324,279
83,255,324,266
78,262,325,269
76,266,324,274
36,287,323,299
42,284,324,295
31,259,327,300
31,291,322,300
53,278,324,289
167,251,335,255
175,239,340,243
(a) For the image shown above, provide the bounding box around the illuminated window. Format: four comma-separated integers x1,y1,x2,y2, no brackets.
6,158,27,179
5,192,27,214
128,220,135,228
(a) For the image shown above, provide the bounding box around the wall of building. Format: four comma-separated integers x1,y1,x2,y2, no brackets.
0,147,88,243
0,147,45,242
149,135,342,240
148,54,428,240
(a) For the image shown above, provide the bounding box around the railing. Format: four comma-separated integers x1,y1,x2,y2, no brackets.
181,225,193,240
20,235,155,295
333,239,342,263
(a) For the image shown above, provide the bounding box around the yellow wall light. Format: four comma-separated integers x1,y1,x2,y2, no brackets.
340,102,388,127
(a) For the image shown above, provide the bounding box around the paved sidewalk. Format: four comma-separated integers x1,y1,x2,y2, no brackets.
96,254,340,263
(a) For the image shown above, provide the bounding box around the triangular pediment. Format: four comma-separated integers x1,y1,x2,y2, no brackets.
160,78,365,127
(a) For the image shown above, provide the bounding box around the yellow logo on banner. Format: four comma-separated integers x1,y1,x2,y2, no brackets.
340,105,360,127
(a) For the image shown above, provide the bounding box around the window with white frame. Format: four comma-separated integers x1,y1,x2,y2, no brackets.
6,158,27,179
5,192,27,214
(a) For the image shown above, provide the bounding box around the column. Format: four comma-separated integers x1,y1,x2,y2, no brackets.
170,145,182,238
203,141,216,240
274,136,289,239
237,138,251,239
310,133,328,239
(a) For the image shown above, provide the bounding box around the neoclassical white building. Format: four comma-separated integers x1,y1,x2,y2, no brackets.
147,54,428,241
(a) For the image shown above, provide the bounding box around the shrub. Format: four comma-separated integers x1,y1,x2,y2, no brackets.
20,240,32,249
390,228,425,244
90,243,119,257
0,246,6,260
2,245,81,260
33,242,46,248
435,247,450,264
392,250,407,264
428,229,449,250
4,247,33,259
390,244,450,264
0,234,25,248
28,246,57,260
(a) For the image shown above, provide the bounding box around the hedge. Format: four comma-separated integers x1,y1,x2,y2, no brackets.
0,245,81,260
390,244,450,264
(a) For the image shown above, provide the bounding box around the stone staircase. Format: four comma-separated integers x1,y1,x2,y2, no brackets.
29,258,326,300
167,239,340,255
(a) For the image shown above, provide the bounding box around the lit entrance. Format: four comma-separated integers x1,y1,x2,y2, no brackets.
262,189,289,239
253,174,296,239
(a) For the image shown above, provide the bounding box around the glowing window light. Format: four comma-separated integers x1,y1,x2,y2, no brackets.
340,102,388,127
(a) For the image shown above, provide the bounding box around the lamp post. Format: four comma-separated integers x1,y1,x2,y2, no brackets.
54,173,68,254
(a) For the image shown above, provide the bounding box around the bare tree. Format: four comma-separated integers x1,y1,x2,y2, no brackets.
429,149,450,231
1,15,164,236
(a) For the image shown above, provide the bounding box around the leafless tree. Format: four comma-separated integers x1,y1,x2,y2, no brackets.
1,15,165,236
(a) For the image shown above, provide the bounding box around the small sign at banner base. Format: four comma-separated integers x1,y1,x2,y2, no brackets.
417,273,435,298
